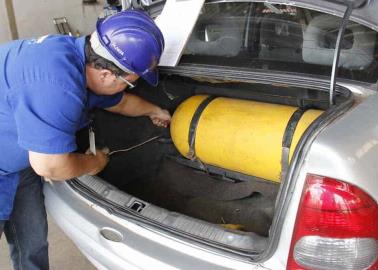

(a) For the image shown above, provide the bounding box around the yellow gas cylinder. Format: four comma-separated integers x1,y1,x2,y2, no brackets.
170,95,323,182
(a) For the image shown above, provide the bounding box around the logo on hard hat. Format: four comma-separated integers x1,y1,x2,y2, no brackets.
111,42,125,56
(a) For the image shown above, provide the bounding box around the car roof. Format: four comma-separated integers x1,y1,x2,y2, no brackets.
277,0,378,31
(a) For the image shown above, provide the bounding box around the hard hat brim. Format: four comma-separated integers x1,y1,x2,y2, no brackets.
141,68,159,87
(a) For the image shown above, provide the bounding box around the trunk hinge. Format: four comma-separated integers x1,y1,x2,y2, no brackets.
329,0,369,106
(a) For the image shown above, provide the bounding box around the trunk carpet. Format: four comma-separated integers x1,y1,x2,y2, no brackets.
124,158,274,236
89,111,275,236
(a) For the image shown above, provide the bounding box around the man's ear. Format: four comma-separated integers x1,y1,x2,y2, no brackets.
98,69,115,82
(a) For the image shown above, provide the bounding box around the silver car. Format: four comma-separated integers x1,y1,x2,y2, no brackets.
44,1,378,269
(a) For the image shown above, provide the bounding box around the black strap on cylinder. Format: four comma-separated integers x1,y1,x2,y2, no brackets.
188,96,217,160
280,107,309,181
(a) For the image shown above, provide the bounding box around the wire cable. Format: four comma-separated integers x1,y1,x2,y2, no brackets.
108,135,162,156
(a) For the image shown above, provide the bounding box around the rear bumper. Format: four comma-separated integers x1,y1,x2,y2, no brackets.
44,181,146,270
44,181,264,270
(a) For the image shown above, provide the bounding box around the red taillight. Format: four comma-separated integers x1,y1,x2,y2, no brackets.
287,174,378,270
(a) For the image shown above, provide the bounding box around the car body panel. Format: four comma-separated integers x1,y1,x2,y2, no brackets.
264,84,378,268
44,182,266,270
306,91,378,200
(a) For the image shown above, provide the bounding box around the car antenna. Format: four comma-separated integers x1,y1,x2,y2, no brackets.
329,0,369,106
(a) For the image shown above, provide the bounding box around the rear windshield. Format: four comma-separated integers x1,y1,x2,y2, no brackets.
180,2,378,83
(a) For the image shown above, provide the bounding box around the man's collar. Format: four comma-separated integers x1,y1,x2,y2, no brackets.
74,36,87,65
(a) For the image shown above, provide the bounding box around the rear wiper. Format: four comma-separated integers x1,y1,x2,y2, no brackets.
329,0,369,105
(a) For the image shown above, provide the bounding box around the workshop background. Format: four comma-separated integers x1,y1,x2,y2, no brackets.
0,0,106,269
0,0,105,43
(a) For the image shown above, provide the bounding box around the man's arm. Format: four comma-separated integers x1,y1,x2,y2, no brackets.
106,93,171,127
29,150,108,181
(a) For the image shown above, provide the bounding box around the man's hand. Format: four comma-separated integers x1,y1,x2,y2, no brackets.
149,108,171,128
106,94,172,128
29,149,110,181
87,148,109,176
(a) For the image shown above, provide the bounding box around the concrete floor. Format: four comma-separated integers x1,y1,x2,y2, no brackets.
0,215,96,270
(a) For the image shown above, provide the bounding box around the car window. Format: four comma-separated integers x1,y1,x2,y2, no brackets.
180,2,378,83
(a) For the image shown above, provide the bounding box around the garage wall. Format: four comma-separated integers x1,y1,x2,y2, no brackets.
12,0,105,39
1,0,106,44
0,1,11,43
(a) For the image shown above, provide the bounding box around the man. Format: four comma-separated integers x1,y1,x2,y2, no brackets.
0,10,170,269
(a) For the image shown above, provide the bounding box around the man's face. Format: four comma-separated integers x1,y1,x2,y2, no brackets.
86,64,140,95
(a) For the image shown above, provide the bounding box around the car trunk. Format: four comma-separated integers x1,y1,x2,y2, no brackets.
73,74,349,254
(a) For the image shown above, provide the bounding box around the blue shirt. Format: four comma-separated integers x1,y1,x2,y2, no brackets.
0,35,123,220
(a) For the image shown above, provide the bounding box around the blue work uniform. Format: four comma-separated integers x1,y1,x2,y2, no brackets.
0,35,123,220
